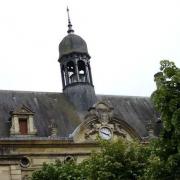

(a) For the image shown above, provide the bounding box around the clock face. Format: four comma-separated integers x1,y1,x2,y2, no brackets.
99,127,112,140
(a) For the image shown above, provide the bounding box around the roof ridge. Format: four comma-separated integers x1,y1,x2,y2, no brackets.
0,89,62,94
96,94,150,98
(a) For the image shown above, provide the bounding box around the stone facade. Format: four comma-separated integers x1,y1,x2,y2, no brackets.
0,139,98,179
0,98,156,179
0,9,159,180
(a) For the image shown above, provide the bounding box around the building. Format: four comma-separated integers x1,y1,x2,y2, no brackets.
0,8,159,180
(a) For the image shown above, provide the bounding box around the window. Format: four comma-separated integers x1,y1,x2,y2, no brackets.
10,105,37,137
20,157,30,168
64,156,75,163
78,60,86,82
67,61,76,83
19,118,28,135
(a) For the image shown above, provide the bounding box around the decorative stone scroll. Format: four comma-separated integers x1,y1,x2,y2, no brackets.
72,101,140,143
48,119,58,137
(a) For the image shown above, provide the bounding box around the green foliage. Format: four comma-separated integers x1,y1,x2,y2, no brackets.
144,60,180,179
31,160,85,180
81,139,149,180
31,139,149,180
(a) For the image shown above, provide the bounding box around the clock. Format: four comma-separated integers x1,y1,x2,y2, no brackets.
99,127,112,140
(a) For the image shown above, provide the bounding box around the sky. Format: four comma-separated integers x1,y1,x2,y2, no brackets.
0,0,179,97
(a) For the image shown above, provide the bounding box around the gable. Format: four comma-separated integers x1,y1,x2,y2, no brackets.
11,105,34,115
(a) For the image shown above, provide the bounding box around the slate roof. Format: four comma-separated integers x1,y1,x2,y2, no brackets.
0,90,81,138
0,90,157,138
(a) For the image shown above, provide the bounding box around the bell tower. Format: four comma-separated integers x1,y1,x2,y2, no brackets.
58,7,97,112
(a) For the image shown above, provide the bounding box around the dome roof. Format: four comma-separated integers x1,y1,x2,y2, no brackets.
59,34,89,60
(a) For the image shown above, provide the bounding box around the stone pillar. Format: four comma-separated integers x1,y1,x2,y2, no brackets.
12,115,19,134
60,65,65,88
0,166,11,180
85,62,90,83
28,115,36,135
64,66,69,85
88,62,93,85
10,165,21,180
75,59,80,82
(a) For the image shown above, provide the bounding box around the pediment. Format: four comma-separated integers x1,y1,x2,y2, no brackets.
72,101,141,143
12,105,34,115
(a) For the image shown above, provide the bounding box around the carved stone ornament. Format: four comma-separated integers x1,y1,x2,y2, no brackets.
88,102,113,125
84,123,99,139
114,123,127,138
83,102,127,140
48,119,58,137
72,101,141,143
145,121,155,139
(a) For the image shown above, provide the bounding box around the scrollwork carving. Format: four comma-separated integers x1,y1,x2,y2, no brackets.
114,123,127,138
84,123,98,139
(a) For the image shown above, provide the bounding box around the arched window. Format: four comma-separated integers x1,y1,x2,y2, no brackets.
78,60,86,82
67,61,76,83
64,156,75,163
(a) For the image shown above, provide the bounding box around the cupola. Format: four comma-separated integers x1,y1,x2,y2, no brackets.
58,7,96,112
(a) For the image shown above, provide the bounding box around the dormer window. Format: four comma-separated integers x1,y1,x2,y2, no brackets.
10,105,37,137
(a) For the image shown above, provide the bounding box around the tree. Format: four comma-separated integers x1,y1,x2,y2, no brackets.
31,139,149,180
144,60,180,179
31,160,85,180
81,139,149,180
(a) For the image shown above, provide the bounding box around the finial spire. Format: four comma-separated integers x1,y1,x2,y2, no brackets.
67,6,74,34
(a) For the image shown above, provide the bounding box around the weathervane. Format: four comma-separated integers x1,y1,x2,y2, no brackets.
67,6,74,34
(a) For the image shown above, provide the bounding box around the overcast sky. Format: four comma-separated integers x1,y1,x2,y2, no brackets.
0,0,179,97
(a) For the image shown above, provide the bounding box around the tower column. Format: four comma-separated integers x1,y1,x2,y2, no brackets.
64,65,69,85
61,65,65,88
75,59,80,82
88,62,93,85
85,62,90,83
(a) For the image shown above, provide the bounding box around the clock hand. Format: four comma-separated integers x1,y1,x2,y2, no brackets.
101,131,110,136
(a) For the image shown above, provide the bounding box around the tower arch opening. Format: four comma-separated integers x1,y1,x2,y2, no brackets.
67,61,76,84
78,60,86,82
